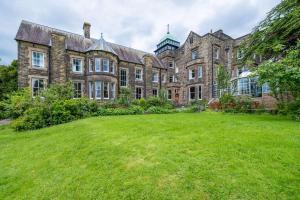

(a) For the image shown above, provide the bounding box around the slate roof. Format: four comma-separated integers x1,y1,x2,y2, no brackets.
15,20,165,68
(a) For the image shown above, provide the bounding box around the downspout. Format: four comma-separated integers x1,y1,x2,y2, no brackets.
211,43,214,98
48,47,51,85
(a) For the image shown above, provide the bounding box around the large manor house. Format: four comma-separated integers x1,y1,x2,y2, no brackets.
15,20,273,105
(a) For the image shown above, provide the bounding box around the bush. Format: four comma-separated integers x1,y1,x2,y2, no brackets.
145,106,173,114
118,87,132,106
0,101,9,120
286,97,300,121
189,100,207,112
6,89,33,119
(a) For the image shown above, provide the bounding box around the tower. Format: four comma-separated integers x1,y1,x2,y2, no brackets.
154,24,180,56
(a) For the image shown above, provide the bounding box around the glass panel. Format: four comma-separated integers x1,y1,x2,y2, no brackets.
95,81,101,99
95,58,101,72
103,82,109,99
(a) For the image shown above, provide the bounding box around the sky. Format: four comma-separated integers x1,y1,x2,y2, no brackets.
0,0,281,65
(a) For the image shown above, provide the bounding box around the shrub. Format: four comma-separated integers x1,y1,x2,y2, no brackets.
145,106,173,114
118,87,132,106
219,94,236,110
0,101,9,120
190,100,207,112
128,105,144,114
6,89,33,119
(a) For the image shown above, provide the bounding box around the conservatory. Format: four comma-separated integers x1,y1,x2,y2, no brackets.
230,71,265,97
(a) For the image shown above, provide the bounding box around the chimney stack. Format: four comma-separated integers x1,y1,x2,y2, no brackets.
83,22,91,38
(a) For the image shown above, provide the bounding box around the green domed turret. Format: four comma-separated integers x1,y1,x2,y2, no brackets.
155,25,180,55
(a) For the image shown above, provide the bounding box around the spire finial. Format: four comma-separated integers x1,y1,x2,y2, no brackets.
101,33,103,39
167,24,170,34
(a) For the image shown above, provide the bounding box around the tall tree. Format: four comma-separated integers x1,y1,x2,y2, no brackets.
241,0,300,102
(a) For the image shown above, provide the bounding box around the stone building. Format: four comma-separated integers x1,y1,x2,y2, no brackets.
15,20,273,106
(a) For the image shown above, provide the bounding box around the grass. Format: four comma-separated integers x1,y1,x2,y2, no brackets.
0,112,299,199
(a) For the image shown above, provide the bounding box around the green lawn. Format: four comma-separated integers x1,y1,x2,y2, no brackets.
0,112,299,199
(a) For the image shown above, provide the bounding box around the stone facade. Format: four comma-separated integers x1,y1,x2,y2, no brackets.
15,20,276,107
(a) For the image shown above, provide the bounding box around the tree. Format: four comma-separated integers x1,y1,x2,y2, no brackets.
0,60,18,100
217,64,230,96
241,0,300,101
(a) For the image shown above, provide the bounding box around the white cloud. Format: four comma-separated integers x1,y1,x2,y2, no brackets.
0,0,280,64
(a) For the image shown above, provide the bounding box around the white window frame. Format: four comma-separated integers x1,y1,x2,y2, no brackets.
135,67,143,81
214,48,220,59
189,86,196,101
162,74,166,83
198,65,202,79
72,58,83,73
135,87,143,99
89,59,93,72
103,59,109,72
152,71,159,83
189,69,195,80
95,81,102,99
95,58,101,72
32,51,45,69
169,75,174,83
31,78,45,97
73,82,82,98
89,81,94,99
111,82,115,99
120,68,128,87
167,90,172,100
110,62,115,74
103,82,109,99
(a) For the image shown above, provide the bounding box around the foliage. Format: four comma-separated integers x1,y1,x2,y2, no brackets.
219,93,236,110
217,64,230,96
241,0,300,62
0,60,18,100
117,87,132,106
145,106,174,114
189,100,207,112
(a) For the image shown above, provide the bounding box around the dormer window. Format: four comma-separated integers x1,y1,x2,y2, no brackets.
72,58,82,73
32,51,45,68
103,59,109,72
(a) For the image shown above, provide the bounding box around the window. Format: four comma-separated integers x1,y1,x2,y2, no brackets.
162,74,166,83
120,69,127,87
169,76,174,83
103,59,109,72
262,83,270,94
152,89,158,96
32,78,44,96
72,58,82,73
32,51,45,68
135,68,143,81
110,62,115,74
103,82,109,99
95,81,102,99
191,50,198,60
110,83,115,99
152,72,159,82
168,90,172,100
198,65,202,78
175,67,179,73
168,61,174,68
73,82,82,98
198,85,202,100
95,58,101,72
238,78,249,95
189,69,195,80
89,59,93,72
214,48,220,59
189,36,193,44
135,87,142,99
189,87,196,100
89,81,94,99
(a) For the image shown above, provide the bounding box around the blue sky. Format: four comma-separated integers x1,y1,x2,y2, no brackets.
0,0,281,65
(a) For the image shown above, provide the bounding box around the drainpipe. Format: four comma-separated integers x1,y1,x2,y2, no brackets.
211,43,214,98
48,47,51,85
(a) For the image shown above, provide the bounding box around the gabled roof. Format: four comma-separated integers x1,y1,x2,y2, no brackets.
15,20,165,68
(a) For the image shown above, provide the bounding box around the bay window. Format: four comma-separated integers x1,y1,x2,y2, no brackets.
89,81,94,99
95,81,102,99
103,59,109,72
189,69,195,80
103,82,109,99
198,65,202,78
95,58,101,72
198,85,202,100
189,87,196,100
